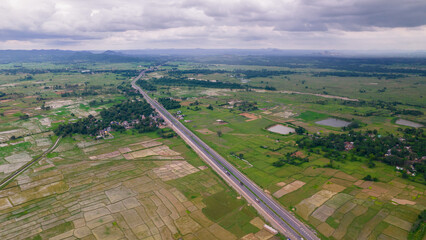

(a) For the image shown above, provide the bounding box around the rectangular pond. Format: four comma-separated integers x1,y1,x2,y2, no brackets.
267,124,295,135
315,118,351,128
396,119,424,128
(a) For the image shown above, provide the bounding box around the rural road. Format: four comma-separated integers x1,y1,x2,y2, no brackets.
131,69,320,240
0,136,62,189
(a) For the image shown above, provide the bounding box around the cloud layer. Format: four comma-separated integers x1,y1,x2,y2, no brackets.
1,0,425,50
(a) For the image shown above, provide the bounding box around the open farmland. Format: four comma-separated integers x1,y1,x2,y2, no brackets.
0,52,425,239
133,56,426,239
0,133,273,240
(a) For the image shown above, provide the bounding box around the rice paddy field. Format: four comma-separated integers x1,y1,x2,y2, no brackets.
0,55,425,239
0,130,276,240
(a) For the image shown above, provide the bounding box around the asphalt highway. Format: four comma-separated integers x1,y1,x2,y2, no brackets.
131,70,320,240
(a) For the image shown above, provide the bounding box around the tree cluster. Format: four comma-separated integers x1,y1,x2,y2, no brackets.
296,128,426,180
235,101,258,112
273,152,309,167
136,79,157,91
152,77,249,89
158,97,181,110
54,99,157,137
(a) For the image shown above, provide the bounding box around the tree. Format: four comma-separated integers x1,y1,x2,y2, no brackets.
217,130,222,137
295,126,306,135
363,175,378,181
19,114,29,120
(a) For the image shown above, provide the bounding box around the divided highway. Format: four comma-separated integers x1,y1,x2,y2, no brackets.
131,70,320,240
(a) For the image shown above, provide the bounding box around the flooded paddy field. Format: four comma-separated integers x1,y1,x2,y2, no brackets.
315,118,351,128
267,124,295,135
395,119,424,128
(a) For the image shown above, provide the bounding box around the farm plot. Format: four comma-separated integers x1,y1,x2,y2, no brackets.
153,161,200,181
0,134,266,240
273,180,305,198
240,112,261,122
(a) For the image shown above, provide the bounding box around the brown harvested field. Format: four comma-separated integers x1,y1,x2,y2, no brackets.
140,140,163,148
322,182,346,193
382,225,408,240
384,215,413,231
190,210,214,227
153,161,199,181
241,233,258,240
129,138,161,146
361,184,389,198
249,217,265,229
296,190,337,220
317,222,335,238
327,177,353,187
273,180,305,198
311,205,335,222
240,112,261,121
0,134,270,240
3,109,20,116
118,147,132,153
276,181,286,187
150,155,185,160
129,145,180,159
128,148,157,158
89,151,121,160
208,223,237,240
391,198,416,205
296,202,318,220
324,193,353,210
45,99,76,109
272,111,295,119
333,171,357,182
352,204,369,216
388,179,407,189
254,229,274,240
122,153,134,160
175,215,202,235
198,166,209,170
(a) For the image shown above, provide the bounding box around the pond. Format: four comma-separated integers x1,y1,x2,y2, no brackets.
267,124,295,135
395,119,424,128
315,118,351,128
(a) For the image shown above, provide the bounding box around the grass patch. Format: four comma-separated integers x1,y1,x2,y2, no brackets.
202,190,242,221
297,111,329,121
46,152,60,158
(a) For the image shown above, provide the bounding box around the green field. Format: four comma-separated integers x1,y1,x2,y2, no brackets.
0,54,425,239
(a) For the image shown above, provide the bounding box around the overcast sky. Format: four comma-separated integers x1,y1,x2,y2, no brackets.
1,0,425,50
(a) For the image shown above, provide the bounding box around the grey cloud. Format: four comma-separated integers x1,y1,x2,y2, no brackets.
0,0,425,50
184,0,426,31
290,0,426,31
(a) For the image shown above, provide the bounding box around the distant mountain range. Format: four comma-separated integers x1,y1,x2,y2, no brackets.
0,49,425,64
